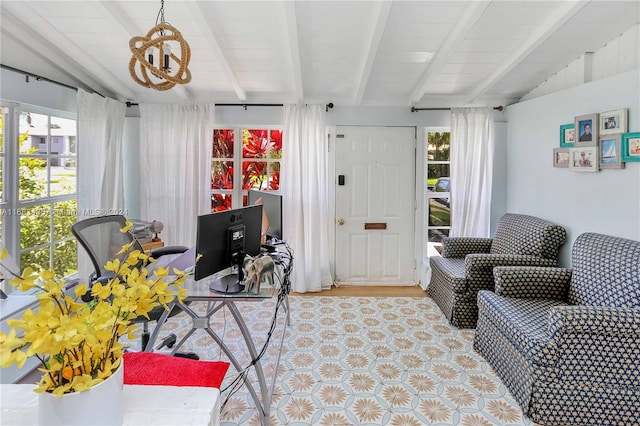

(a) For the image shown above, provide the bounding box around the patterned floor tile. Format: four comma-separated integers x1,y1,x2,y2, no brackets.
146,296,532,425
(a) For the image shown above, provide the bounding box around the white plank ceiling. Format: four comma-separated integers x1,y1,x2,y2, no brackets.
1,0,638,107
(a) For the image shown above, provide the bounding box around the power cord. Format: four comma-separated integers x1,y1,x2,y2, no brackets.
220,241,293,409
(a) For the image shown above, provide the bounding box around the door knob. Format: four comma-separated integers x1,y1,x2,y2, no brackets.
337,218,345,225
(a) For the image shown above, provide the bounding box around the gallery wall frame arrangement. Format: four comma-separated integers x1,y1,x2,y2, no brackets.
557,107,636,172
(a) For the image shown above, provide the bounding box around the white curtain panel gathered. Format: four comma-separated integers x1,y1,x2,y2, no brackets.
282,104,332,293
76,89,126,281
450,107,494,238
76,89,126,217
139,103,214,246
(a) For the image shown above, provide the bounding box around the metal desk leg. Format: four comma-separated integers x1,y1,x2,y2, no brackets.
226,301,270,425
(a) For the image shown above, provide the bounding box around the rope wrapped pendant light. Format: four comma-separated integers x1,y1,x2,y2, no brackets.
129,0,191,91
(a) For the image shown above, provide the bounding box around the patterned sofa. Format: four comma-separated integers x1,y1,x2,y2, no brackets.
474,233,640,425
429,213,567,328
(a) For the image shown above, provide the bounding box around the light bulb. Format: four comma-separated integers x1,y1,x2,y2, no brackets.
146,47,154,65
162,43,171,70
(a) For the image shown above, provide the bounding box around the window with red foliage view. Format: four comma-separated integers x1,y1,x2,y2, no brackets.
211,128,282,212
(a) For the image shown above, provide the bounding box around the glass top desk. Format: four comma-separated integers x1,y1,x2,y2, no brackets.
146,253,291,426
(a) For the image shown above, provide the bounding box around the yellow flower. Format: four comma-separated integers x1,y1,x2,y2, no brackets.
120,220,133,233
0,221,190,396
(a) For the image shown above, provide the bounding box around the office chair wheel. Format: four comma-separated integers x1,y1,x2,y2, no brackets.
156,333,177,350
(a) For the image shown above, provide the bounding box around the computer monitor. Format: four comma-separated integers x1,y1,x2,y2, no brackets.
247,190,283,241
194,205,263,293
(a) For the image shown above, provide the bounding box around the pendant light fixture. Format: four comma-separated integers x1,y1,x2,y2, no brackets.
129,0,191,91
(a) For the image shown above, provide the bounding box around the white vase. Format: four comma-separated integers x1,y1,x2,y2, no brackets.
38,362,124,425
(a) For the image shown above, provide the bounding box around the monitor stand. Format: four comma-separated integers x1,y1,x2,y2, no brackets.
209,273,245,294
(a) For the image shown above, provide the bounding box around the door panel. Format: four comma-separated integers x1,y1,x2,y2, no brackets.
335,126,415,285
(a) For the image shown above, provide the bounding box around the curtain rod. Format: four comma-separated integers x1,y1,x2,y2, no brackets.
411,106,504,112
126,102,335,111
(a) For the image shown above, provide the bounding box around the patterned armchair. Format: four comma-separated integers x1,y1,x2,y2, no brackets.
429,213,567,328
474,233,640,425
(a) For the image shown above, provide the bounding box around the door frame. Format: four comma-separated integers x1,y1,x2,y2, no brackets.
327,125,427,286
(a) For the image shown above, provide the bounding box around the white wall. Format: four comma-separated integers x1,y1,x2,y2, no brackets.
506,69,640,267
0,68,77,112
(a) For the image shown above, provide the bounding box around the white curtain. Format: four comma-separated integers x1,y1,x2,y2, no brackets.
450,107,494,237
76,89,126,217
282,104,332,293
76,89,126,281
139,103,214,246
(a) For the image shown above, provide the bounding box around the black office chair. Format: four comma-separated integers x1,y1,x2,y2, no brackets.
71,215,197,358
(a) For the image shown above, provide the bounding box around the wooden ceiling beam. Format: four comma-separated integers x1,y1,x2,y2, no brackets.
184,2,246,102
353,1,393,106
408,1,490,105
283,1,304,103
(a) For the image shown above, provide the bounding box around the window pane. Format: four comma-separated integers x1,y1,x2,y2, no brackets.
270,130,282,159
50,160,76,196
428,229,449,244
269,162,280,190
20,205,51,249
21,113,49,154
21,247,50,271
54,239,77,276
213,129,234,158
242,161,267,190
19,155,48,200
243,129,268,159
427,132,450,161
211,193,232,212
211,160,233,190
428,198,450,227
427,164,450,189
53,200,76,240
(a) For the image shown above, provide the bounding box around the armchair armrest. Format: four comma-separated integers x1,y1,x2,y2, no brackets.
493,266,572,300
549,305,640,337
442,237,492,258
545,306,640,387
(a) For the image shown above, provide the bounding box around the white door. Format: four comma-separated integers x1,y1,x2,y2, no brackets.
335,126,416,285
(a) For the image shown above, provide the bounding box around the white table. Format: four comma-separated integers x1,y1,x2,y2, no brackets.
0,384,220,426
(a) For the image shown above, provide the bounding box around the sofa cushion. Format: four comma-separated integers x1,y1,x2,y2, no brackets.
477,290,566,365
490,214,567,259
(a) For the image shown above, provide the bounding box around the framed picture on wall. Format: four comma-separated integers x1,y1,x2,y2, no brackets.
569,147,598,172
553,148,570,168
621,132,640,162
599,134,624,169
599,108,627,135
559,124,575,147
574,113,598,147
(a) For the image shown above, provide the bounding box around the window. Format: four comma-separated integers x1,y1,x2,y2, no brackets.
0,105,78,279
211,128,282,211
426,131,451,244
